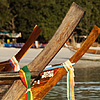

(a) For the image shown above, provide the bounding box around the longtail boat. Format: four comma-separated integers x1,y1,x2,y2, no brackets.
20,25,99,100
1,2,85,100
0,25,41,72
0,25,41,99
0,25,100,100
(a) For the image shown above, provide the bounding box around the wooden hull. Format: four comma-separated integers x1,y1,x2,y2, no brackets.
19,65,59,99
19,64,68,100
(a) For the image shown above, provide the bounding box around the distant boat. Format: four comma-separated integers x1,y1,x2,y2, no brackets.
4,43,12,47
4,43,46,48
65,43,100,61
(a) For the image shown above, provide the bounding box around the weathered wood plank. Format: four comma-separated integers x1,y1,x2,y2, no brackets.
0,25,41,71
2,2,85,100
0,71,39,80
28,2,85,73
0,80,13,85
32,25,100,99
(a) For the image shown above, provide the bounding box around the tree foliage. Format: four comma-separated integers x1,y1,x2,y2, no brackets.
0,0,100,42
0,0,11,30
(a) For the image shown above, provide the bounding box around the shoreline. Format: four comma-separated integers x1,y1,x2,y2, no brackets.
0,47,100,68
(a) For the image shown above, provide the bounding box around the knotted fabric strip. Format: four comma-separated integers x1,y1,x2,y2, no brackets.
63,60,75,100
19,66,33,100
8,56,20,71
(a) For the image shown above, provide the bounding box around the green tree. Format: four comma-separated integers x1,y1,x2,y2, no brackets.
1,0,100,42
0,0,11,31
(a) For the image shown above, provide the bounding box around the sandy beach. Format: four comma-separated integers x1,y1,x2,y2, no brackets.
0,47,100,68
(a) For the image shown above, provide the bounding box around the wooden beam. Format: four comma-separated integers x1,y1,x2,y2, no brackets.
2,2,85,100
28,2,85,73
0,80,13,85
0,71,39,80
30,25,100,99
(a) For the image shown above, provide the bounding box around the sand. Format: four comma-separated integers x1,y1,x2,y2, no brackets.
0,47,100,68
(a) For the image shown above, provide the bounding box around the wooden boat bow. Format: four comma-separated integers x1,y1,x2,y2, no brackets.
1,2,85,100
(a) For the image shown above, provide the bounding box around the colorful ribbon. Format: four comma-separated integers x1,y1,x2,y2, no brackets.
9,56,20,71
63,60,75,100
19,66,33,100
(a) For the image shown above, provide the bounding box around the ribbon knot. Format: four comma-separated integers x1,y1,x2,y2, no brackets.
19,66,33,100
9,56,20,71
8,53,34,100
26,88,31,93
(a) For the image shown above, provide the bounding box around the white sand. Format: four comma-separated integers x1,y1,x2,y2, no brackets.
0,47,100,68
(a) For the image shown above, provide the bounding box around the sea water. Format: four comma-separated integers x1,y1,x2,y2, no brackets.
43,67,100,100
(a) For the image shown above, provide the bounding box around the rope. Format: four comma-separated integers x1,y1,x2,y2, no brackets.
63,60,75,100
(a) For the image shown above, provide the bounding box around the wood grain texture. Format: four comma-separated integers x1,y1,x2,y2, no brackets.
0,25,41,72
32,25,100,99
27,2,85,73
1,2,85,100
0,80,13,85
0,71,39,80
